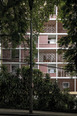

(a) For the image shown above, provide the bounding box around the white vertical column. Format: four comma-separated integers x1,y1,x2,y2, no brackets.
38,36,39,69
19,45,21,69
56,6,58,80
74,78,76,92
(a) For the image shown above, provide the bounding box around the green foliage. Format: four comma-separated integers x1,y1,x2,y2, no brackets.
63,92,75,111
49,81,75,112
58,0,77,75
0,67,76,112
49,81,62,111
0,0,57,47
0,0,29,47
33,73,52,110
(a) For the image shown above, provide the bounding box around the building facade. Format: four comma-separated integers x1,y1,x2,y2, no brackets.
1,7,77,94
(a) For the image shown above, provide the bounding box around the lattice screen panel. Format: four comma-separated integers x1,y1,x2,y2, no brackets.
39,53,56,62
58,55,64,62
43,21,56,33
43,25,56,33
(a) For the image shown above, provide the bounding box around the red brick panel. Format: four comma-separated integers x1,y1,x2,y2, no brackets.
58,79,74,91
39,64,47,74
21,49,29,62
58,22,67,33
39,36,56,48
43,20,56,33
39,64,56,77
2,49,10,62
49,73,56,77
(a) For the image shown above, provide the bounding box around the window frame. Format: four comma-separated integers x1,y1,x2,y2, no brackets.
48,35,56,44
62,82,70,89
48,65,56,73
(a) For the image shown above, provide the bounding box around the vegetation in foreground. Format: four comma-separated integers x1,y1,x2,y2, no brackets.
58,0,77,75
0,66,77,112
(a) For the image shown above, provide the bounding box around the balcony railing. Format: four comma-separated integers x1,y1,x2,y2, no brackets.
39,53,56,62
58,70,68,77
39,44,56,48
43,25,56,33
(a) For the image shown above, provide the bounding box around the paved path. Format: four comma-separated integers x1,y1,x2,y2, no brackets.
0,109,77,116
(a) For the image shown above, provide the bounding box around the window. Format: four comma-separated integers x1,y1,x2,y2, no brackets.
62,82,70,89
12,64,19,74
12,49,19,58
48,65,56,73
48,68,55,73
48,35,56,44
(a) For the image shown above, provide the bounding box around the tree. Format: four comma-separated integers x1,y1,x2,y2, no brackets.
58,0,77,75
0,0,58,113
0,0,29,47
0,66,29,109
0,0,57,47
48,81,62,111
33,73,52,110
0,66,76,112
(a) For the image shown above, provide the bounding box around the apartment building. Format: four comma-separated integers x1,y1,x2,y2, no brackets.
1,7,77,94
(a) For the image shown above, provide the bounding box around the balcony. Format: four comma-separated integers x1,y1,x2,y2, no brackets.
39,50,56,62
43,20,56,33
39,43,56,48
57,64,69,77
58,70,67,77
58,55,64,62
39,35,56,48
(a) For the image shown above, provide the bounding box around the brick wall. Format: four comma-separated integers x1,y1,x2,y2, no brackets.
58,79,74,91
58,21,67,33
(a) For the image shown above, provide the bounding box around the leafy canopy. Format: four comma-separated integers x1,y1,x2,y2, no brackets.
58,0,77,75
0,0,57,47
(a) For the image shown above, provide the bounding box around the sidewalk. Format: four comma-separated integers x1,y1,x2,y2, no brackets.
0,109,77,116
